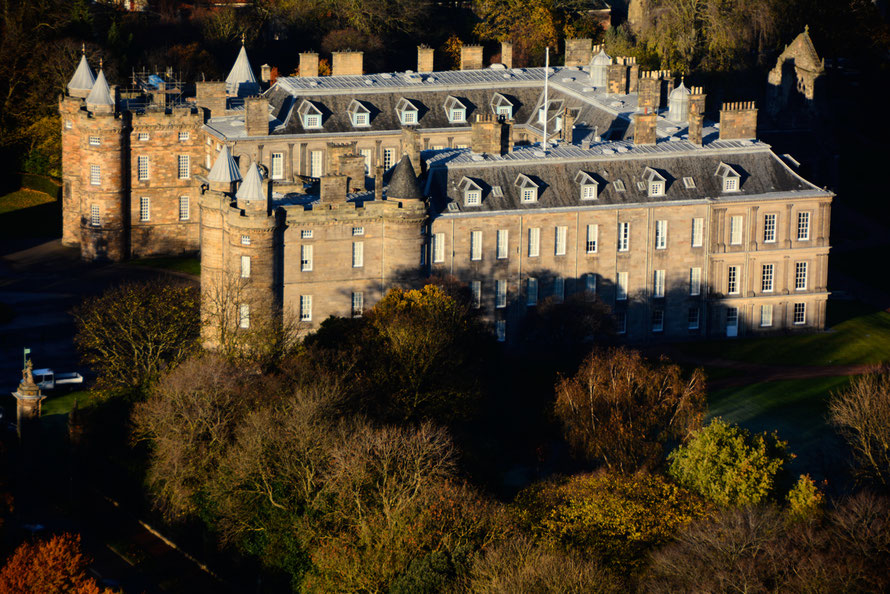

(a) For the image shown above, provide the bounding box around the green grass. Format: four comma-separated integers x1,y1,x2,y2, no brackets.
707,376,853,487
41,389,96,417
679,301,890,367
129,256,201,277
0,188,56,215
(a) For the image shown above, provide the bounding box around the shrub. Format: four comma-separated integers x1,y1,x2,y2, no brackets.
668,418,790,507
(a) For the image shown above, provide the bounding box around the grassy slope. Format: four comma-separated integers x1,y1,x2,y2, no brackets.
683,301,890,367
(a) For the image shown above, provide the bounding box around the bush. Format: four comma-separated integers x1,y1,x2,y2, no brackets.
668,418,790,507
515,472,706,572
787,474,824,522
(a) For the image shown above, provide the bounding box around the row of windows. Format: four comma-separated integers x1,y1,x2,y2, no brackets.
732,212,812,245
134,155,191,181
138,197,191,222
726,261,810,294
79,131,191,145
240,292,365,330
299,242,365,271
614,302,809,336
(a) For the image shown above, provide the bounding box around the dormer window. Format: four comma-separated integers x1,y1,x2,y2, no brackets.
444,96,468,124
298,100,324,129
459,177,483,206
643,167,667,197
347,99,371,127
396,98,420,126
574,171,598,200
490,93,514,120
515,174,539,203
716,162,741,193
537,99,564,132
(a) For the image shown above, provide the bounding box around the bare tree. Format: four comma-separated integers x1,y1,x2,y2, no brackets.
828,365,890,489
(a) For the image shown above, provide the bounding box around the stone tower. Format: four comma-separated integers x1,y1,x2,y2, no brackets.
767,26,825,123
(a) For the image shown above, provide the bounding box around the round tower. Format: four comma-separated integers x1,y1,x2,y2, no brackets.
384,155,427,287
78,67,130,262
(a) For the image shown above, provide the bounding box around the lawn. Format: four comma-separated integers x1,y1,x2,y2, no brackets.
129,256,201,277
679,301,890,367
707,375,853,491
41,389,96,417
0,188,56,215
0,188,61,247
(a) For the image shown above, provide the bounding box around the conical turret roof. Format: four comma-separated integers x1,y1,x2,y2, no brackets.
86,69,114,107
68,52,96,94
387,155,422,200
590,48,612,66
235,162,265,202
226,43,259,96
207,146,242,183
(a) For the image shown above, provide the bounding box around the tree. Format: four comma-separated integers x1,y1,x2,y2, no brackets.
73,281,200,394
468,536,621,594
668,418,790,506
786,474,824,522
519,294,615,363
0,533,114,593
828,366,890,489
554,347,706,472
515,472,707,572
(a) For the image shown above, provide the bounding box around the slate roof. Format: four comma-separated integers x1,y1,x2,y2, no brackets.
267,86,544,135
207,145,242,183
226,44,259,97
236,162,265,202
426,142,828,215
86,70,114,107
68,53,96,93
387,155,422,200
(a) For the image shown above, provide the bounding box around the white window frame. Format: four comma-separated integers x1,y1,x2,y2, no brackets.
471,281,481,309
690,267,701,296
352,226,364,236
300,295,312,322
241,235,251,245
464,189,482,206
692,217,704,247
179,131,190,142
383,148,395,171
309,150,324,177
763,214,777,243
304,113,322,129
496,230,509,260
652,309,664,332
555,226,567,256
177,154,190,179
760,304,773,327
352,242,364,268
241,255,251,278
352,112,369,127
649,180,665,197
271,152,284,180
655,220,667,250
797,212,811,241
793,302,806,325
400,109,417,125
89,136,100,146
723,176,739,192
470,230,482,261
762,264,774,293
139,196,150,222
301,245,313,272
730,216,743,246
581,184,597,200
586,224,598,254
301,229,313,239
727,265,739,295
90,164,100,186
449,108,466,123
352,292,364,317
528,227,540,258
618,222,630,252
495,279,507,308
359,148,372,174
137,132,149,141
653,269,665,298
617,271,628,301
520,187,537,203
239,304,250,329
526,277,538,306
179,196,190,221
90,204,100,227
795,262,808,291
433,232,445,263
137,156,149,181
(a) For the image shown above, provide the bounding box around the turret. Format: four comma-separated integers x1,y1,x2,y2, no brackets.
668,79,691,122
235,162,269,214
207,145,242,193
226,39,259,97
589,48,612,88
67,45,96,99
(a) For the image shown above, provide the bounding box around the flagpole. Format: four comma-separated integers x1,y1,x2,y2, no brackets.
542,46,549,152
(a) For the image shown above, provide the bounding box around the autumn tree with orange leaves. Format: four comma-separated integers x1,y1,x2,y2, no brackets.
0,533,115,594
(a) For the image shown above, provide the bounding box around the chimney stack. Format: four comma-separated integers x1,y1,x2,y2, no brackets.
564,38,593,67
689,86,706,116
299,52,319,77
500,42,513,68
470,114,512,155
374,165,384,202
332,51,363,76
418,46,434,73
719,101,758,140
260,64,271,83
460,45,483,70
401,127,422,173
320,174,348,203
607,63,629,94
245,96,269,137
638,72,659,111
634,109,657,145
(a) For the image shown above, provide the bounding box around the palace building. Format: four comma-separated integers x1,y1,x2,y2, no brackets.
59,36,832,343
